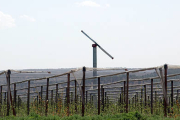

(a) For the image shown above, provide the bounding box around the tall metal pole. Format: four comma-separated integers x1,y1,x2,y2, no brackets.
92,44,97,77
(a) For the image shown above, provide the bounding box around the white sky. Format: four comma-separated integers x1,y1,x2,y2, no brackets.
0,0,180,70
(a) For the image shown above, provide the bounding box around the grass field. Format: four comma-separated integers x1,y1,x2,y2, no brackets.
1,99,180,120
0,112,179,120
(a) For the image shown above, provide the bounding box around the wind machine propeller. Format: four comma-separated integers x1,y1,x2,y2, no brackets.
81,30,114,76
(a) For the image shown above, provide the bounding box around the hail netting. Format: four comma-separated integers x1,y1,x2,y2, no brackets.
1,64,180,102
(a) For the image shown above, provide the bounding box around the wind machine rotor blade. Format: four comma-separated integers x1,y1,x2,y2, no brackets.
81,30,114,59
97,44,114,59
81,30,97,44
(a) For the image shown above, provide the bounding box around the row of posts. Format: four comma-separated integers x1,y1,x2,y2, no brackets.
0,65,171,117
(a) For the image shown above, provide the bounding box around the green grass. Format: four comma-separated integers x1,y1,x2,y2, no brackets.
1,98,180,120
0,112,179,120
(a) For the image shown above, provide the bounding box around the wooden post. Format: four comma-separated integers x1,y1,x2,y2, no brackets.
51,90,53,106
129,99,130,112
120,93,121,105
135,95,136,108
98,77,100,115
124,81,126,104
151,79,153,114
0,86,2,115
27,80,30,115
41,86,43,105
141,89,143,113
67,73,70,116
177,90,179,103
55,84,58,112
164,64,168,117
136,92,138,111
105,92,107,107
6,70,11,116
171,81,173,108
75,80,77,112
126,72,129,113
155,91,157,104
144,85,146,109
4,92,6,103
82,67,86,117
45,78,49,116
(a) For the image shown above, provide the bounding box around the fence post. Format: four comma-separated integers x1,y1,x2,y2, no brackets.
136,92,138,111
98,77,100,115
164,64,168,117
126,72,129,113
0,86,2,115
4,92,6,103
45,78,49,116
144,85,146,111
144,85,147,108
67,73,70,116
51,90,53,106
155,91,157,113
6,70,11,116
135,95,136,108
141,89,143,113
171,81,173,108
120,93,121,105
105,92,107,107
27,80,30,115
55,84,58,112
177,90,179,102
82,67,86,117
151,79,153,114
41,86,43,106
75,80,77,112
155,91,157,104
101,85,104,111
124,81,126,104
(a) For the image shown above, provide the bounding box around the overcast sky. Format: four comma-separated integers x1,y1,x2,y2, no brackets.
0,0,180,70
